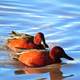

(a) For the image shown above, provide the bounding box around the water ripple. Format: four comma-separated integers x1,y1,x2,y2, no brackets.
0,0,80,51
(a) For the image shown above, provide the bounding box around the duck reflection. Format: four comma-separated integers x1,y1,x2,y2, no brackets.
15,64,63,80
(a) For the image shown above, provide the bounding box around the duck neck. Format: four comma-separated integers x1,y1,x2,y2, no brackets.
49,51,61,63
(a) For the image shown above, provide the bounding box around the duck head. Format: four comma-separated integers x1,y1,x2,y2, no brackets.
34,32,49,48
50,46,74,63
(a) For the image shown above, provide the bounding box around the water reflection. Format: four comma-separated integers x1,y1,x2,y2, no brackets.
14,64,74,80
14,64,63,80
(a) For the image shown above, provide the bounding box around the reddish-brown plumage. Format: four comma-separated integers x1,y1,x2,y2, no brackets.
18,49,52,67
18,46,74,67
7,38,36,52
6,32,48,52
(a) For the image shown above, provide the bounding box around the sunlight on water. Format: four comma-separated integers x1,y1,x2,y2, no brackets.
66,59,80,64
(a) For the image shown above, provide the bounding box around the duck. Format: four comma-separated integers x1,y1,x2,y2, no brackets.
6,31,48,52
18,46,74,67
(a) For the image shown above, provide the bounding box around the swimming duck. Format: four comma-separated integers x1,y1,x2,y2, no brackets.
18,46,74,67
6,31,48,52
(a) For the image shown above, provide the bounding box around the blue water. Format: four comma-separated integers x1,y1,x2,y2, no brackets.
0,0,80,80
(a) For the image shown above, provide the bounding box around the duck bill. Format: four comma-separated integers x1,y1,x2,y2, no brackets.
62,53,74,60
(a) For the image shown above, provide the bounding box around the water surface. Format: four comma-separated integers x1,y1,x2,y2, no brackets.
0,0,80,80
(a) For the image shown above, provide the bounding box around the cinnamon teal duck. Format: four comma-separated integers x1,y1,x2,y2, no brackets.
18,46,74,67
6,31,48,52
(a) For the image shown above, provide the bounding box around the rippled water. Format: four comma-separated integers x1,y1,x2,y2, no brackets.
0,0,80,80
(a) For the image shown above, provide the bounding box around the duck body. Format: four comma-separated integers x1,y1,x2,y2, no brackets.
18,46,74,67
7,38,35,52
18,49,52,67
